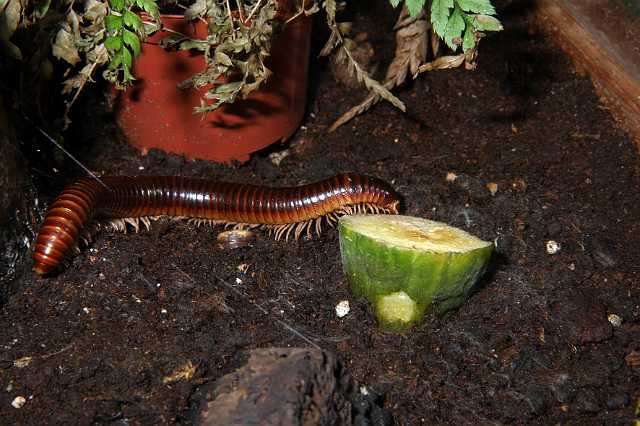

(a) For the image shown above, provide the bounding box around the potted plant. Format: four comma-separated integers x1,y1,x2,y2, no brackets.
107,0,314,162
1,0,502,161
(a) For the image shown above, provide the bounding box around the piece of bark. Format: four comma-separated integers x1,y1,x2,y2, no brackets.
193,348,354,426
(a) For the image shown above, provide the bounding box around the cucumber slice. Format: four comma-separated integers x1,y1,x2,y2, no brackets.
339,215,493,331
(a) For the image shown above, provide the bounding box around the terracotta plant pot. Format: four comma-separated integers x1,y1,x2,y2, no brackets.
114,6,311,163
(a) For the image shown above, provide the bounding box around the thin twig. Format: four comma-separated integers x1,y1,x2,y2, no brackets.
173,4,208,25
284,0,306,24
235,0,245,22
225,0,235,39
40,343,75,360
65,60,99,113
244,0,263,23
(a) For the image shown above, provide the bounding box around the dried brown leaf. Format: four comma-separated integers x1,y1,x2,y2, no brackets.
386,7,428,86
329,5,426,132
52,26,80,65
0,0,22,41
414,53,465,77
430,31,441,57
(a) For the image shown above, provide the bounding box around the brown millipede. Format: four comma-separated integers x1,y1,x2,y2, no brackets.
33,173,400,276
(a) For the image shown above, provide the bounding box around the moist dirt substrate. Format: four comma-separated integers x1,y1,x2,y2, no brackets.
1,1,639,424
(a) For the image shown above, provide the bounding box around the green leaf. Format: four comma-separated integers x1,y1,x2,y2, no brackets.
123,10,143,34
184,0,207,20
141,0,159,19
215,82,242,95
431,0,454,38
105,14,123,31
109,0,125,11
108,52,122,69
123,64,135,83
104,35,123,51
462,27,475,51
389,0,401,7
122,28,141,56
406,0,426,17
455,0,495,14
121,45,133,69
36,0,52,18
444,7,465,50
214,50,233,66
473,14,503,31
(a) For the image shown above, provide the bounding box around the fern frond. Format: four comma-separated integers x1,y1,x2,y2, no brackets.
322,0,406,119
329,5,425,131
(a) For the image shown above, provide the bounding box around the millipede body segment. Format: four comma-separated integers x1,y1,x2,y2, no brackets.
33,173,400,276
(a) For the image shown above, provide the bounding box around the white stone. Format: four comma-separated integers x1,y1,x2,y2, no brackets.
335,300,350,318
607,313,623,327
11,396,26,409
546,240,561,255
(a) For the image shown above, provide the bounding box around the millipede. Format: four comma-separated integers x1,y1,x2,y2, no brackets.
33,173,400,276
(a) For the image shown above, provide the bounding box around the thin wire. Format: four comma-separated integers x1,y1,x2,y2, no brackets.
172,264,321,350
216,277,321,349
23,115,110,190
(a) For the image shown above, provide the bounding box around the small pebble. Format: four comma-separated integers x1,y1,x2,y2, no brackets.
13,356,32,368
82,307,90,314
546,240,561,255
268,149,290,166
161,308,168,314
626,350,640,368
607,313,623,327
445,172,458,182
335,300,350,318
217,230,255,250
512,178,527,192
486,182,498,196
11,396,26,409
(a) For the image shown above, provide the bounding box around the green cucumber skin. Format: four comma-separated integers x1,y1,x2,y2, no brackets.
339,221,493,326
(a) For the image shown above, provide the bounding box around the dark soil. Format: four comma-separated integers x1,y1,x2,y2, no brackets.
2,1,640,424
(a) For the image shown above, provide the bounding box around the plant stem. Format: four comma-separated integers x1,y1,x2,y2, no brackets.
235,0,245,22
244,0,263,23
226,0,235,39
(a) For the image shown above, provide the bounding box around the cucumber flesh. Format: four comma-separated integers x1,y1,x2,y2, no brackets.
339,215,493,330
